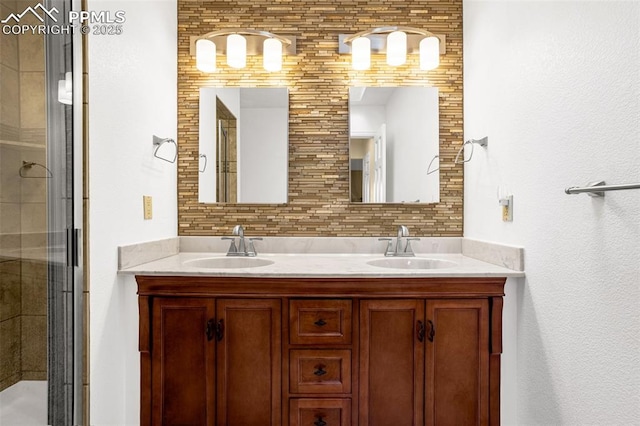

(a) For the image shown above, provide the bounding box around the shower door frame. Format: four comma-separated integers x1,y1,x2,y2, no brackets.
44,0,84,424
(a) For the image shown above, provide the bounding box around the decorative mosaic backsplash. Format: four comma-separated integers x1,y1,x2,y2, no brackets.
177,0,463,236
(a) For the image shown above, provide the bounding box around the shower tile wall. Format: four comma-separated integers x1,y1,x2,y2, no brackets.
0,0,47,392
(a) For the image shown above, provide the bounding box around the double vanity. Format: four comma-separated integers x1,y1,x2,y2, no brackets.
119,231,524,426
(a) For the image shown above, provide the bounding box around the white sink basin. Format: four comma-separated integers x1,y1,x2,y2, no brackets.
183,257,274,269
367,258,457,270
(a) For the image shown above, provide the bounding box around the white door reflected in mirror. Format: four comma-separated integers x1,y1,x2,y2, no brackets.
349,86,440,204
199,87,289,204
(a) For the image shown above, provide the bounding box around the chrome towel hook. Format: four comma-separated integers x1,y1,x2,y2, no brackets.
153,135,177,163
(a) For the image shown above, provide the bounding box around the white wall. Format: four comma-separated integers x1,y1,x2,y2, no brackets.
87,1,177,424
350,104,386,136
464,1,639,425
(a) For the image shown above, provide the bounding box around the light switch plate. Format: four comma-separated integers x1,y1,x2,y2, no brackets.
143,196,152,220
499,195,513,222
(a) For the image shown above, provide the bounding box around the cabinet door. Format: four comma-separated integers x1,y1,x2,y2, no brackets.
216,299,281,426
360,300,425,426
425,299,490,426
151,297,215,426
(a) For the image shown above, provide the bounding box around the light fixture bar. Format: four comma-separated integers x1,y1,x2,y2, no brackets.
190,30,296,56
342,26,434,44
339,32,446,55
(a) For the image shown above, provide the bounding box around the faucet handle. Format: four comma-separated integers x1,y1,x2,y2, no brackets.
378,238,394,256
222,237,237,255
246,237,263,256
404,237,420,255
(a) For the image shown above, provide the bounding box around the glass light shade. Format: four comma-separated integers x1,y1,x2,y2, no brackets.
227,34,247,68
386,31,407,66
351,36,371,70
420,36,440,70
196,39,216,72
263,38,283,72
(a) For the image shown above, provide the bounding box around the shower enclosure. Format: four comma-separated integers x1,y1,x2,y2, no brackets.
0,0,82,424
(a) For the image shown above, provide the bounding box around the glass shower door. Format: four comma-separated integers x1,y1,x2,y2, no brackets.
0,0,81,424
45,1,82,424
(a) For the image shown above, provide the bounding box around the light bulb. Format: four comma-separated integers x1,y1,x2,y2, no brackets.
196,39,216,72
263,38,283,72
227,34,246,68
352,37,370,70
386,31,407,66
420,36,440,70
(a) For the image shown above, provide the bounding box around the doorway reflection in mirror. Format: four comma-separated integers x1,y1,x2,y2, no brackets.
349,86,439,204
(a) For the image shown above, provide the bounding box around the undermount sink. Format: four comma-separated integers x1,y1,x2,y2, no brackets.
183,257,274,269
367,258,457,270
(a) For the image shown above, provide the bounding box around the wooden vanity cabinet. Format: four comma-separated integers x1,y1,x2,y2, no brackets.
136,276,505,426
360,299,491,426
139,291,281,426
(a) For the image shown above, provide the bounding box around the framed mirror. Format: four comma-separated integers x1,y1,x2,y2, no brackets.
199,87,289,204
349,86,440,203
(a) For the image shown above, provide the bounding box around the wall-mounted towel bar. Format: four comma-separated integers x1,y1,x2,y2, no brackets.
565,181,640,197
426,155,439,175
454,136,488,164
199,154,208,172
153,135,177,163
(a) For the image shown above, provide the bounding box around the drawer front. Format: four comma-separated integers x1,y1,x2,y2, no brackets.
290,398,351,426
290,300,352,345
290,350,351,394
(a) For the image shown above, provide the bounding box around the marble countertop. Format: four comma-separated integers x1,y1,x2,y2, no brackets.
119,237,524,278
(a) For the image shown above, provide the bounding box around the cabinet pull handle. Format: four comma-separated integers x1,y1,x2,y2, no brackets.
416,320,425,342
427,319,435,342
313,365,327,376
215,319,224,341
314,415,327,426
205,319,215,341
314,318,327,327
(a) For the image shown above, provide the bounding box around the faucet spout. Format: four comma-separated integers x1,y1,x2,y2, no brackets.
396,225,409,254
397,225,409,239
232,225,244,237
231,225,246,254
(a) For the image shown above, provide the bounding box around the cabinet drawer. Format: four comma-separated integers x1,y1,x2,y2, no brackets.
290,350,351,394
290,398,351,426
290,299,352,345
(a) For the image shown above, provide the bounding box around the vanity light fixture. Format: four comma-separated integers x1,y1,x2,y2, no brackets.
193,29,296,73
339,26,445,71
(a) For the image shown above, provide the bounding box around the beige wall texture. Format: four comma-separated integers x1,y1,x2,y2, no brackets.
178,0,463,236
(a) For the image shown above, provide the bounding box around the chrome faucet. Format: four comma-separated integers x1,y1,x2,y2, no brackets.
222,225,263,257
379,225,420,257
